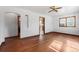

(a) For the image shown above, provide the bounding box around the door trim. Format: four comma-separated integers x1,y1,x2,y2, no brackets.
39,16,45,35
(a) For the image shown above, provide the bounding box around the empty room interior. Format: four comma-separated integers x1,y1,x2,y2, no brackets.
0,6,79,52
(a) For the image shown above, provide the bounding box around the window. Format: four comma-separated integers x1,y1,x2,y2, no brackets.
59,16,76,27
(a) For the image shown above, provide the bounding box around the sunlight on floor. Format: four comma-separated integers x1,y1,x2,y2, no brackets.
49,40,63,51
49,39,79,52
64,40,79,52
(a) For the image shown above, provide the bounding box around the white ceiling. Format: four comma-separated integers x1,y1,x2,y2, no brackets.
18,6,79,15
18,6,50,14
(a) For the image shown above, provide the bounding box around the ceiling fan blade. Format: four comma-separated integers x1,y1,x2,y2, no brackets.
54,9,58,12
56,7,62,9
48,9,58,13
50,6,55,9
48,6,62,13
48,10,53,13
50,6,62,9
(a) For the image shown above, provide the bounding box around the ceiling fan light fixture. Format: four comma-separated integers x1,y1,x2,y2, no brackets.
48,6,62,13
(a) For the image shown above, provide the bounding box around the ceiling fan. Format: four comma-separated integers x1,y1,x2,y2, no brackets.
48,6,62,13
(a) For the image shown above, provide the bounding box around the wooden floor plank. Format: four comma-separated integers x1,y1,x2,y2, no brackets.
0,32,79,52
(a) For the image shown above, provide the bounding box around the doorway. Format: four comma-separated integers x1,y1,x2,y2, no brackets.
39,16,45,35
17,15,20,37
5,12,21,38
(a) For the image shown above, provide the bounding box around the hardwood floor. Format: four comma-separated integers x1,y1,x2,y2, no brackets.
0,32,79,52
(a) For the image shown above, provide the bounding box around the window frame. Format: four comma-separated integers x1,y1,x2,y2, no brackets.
59,16,76,27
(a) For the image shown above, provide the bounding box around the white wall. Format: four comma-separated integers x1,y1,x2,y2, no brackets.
2,7,53,38
21,11,53,38
0,11,5,45
0,7,54,45
0,7,26,45
4,13,18,37
53,13,79,35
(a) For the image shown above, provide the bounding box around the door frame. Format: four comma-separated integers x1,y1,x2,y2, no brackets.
17,15,21,37
39,16,45,35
